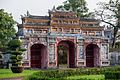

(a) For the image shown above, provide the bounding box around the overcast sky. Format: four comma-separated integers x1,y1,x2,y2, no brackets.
0,0,109,23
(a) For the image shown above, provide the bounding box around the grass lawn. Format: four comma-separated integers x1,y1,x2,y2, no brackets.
0,69,38,79
67,75,105,80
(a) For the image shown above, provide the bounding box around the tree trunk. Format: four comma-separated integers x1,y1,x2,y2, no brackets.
112,27,118,48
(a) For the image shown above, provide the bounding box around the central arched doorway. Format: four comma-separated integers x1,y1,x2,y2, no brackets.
31,44,47,68
57,40,75,68
86,44,99,67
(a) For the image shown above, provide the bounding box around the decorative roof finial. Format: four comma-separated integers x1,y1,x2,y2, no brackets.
27,11,30,16
20,15,24,18
52,6,56,12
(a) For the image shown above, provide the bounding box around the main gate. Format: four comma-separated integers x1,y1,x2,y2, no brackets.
57,40,75,68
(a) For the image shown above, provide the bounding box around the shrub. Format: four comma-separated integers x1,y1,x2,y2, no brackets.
27,66,120,80
7,39,26,67
105,71,120,79
28,70,65,80
67,75,105,80
8,39,21,50
6,39,26,73
87,68,101,75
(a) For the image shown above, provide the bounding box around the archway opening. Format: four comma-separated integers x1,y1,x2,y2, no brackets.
57,40,75,68
58,45,68,68
86,44,99,67
31,44,47,68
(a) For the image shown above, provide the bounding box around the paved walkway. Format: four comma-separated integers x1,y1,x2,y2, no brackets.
0,77,23,80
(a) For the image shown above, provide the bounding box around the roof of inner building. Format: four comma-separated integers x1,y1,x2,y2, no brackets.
25,23,50,26
49,10,76,14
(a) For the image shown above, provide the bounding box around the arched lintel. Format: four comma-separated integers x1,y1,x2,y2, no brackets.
57,40,75,46
85,43,99,50
30,42,47,48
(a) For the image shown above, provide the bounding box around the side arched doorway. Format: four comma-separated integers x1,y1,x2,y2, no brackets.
86,44,99,67
31,44,47,68
0,54,3,68
57,40,75,68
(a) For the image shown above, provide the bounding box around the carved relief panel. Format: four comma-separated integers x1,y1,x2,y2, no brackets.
49,44,55,62
79,45,84,59
101,44,109,60
22,44,28,60
30,37,47,45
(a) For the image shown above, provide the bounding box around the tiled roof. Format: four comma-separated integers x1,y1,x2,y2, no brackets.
25,23,50,26
80,18,99,22
28,15,50,20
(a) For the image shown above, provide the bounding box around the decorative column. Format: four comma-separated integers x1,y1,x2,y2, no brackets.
76,37,85,67
47,36,57,68
100,43,110,66
20,37,30,68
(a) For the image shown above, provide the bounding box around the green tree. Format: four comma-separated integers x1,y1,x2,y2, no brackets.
7,39,26,73
0,9,16,49
56,0,90,18
95,0,120,48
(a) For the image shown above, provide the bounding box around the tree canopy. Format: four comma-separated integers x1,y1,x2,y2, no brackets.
56,0,90,18
0,9,16,50
95,0,120,48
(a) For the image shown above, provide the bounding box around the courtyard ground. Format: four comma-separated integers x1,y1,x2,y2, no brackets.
0,69,38,79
